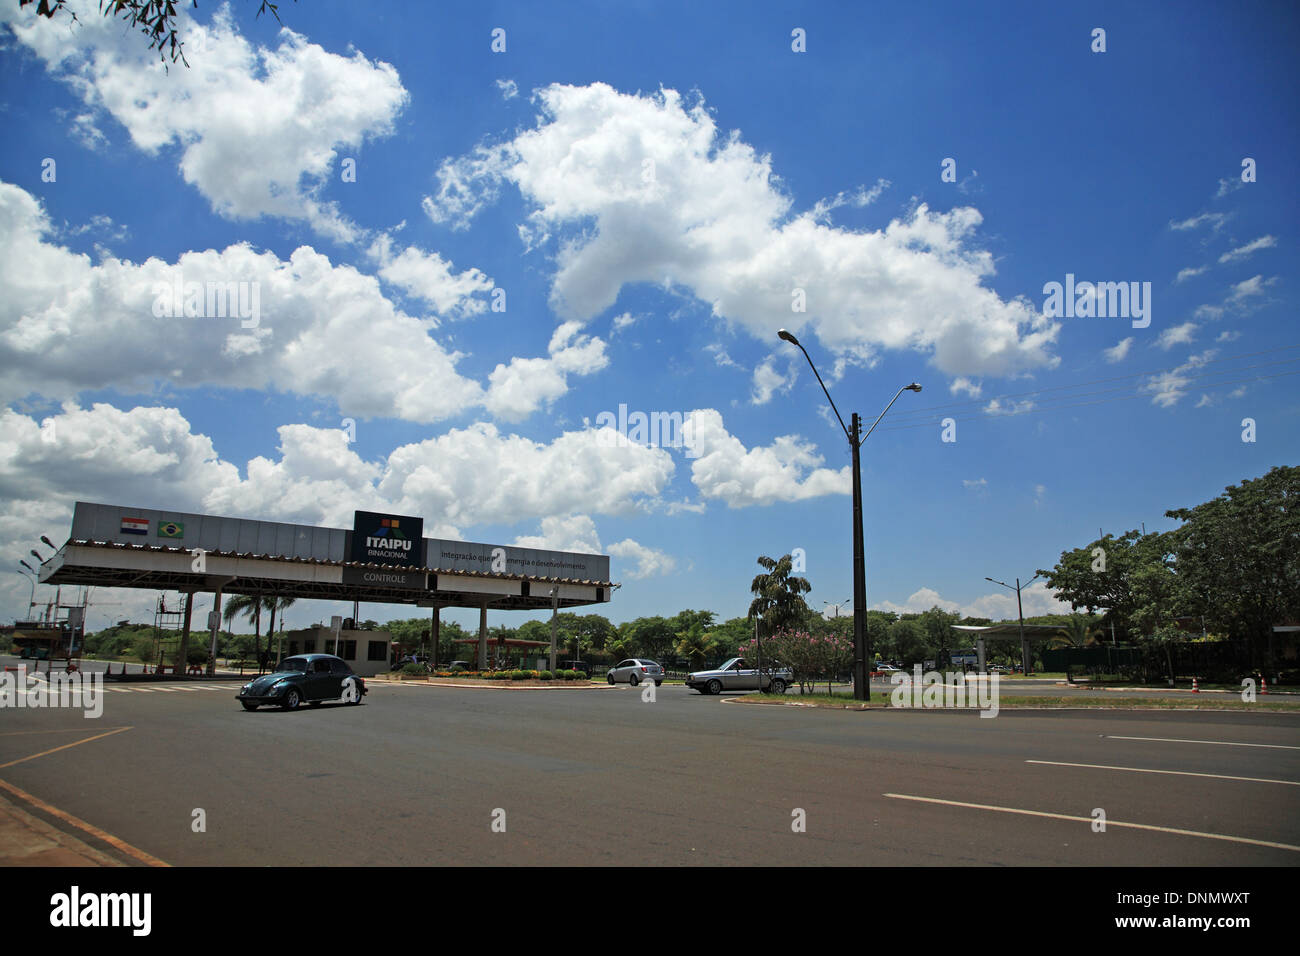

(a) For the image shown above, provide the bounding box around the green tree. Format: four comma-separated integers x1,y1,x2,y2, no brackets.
618,617,675,660
708,618,751,661
673,620,717,670
1164,465,1300,673
748,554,812,636
1038,530,1169,638
917,606,962,669
222,593,270,670
20,0,291,66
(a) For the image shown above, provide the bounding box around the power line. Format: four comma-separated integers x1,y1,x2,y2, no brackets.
873,368,1300,433
868,344,1300,425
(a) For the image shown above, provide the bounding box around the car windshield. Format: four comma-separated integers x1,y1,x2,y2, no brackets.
274,658,308,673
721,658,743,670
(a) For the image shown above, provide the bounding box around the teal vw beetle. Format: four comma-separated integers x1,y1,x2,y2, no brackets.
237,654,367,711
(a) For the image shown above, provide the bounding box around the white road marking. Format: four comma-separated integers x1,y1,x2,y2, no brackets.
132,688,154,693
1104,734,1300,751
1026,759,1299,787
883,793,1300,853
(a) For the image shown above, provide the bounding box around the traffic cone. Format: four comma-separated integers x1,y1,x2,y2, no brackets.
1191,676,1199,693
1261,676,1269,695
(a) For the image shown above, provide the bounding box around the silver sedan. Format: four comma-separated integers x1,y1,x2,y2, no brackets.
606,658,664,686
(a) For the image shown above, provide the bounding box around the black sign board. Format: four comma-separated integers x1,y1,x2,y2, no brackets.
341,567,426,590
350,511,425,568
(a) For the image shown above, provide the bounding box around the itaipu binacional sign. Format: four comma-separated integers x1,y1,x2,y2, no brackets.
349,510,425,569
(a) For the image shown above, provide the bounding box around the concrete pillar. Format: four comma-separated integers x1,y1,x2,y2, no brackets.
430,606,440,668
178,591,194,674
478,602,489,670
207,588,223,676
976,637,986,674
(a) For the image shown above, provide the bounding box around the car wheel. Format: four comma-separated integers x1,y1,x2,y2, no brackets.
655,680,663,686
707,679,722,695
342,678,362,704
629,674,640,686
607,673,615,684
770,678,787,694
282,688,301,710
241,701,258,711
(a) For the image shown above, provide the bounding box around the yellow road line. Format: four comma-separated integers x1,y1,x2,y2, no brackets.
0,726,132,738
0,776,168,867
0,726,134,770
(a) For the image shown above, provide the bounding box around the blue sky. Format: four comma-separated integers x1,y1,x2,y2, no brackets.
1,0,1296,634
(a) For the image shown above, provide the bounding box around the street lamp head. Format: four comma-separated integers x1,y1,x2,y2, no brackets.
29,549,41,560
40,536,55,549
19,560,34,572
906,383,922,392
777,328,800,346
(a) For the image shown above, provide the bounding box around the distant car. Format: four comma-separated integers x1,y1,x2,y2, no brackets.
872,664,903,677
686,657,791,695
561,661,591,675
988,664,1009,674
237,654,366,711
606,658,664,686
447,661,471,672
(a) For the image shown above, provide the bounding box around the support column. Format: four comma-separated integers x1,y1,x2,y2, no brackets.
430,606,440,668
206,577,235,676
178,591,194,675
206,590,223,677
976,636,986,674
478,601,488,670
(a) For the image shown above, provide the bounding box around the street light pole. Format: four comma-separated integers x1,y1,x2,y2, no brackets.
16,569,36,616
850,411,868,698
985,574,1040,674
779,328,920,701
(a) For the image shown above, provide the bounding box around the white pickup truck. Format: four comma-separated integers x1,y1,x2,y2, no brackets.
686,657,792,695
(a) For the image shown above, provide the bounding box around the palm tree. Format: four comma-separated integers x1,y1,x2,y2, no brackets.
1057,614,1099,647
266,596,296,667
674,621,717,670
748,554,812,636
223,593,265,673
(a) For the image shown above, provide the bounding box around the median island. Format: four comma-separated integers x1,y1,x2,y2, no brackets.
380,667,601,687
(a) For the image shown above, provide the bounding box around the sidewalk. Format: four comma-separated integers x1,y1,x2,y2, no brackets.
0,790,123,867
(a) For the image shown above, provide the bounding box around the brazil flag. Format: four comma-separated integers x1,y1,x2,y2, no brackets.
158,520,185,539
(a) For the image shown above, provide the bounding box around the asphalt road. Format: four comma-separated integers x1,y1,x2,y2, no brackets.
1,663,1297,866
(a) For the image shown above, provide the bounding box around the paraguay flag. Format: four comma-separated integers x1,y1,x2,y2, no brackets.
121,517,149,535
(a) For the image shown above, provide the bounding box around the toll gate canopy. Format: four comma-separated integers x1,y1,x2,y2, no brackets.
39,502,614,612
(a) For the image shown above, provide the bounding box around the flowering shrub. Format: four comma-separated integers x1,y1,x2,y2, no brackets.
740,630,853,693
